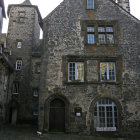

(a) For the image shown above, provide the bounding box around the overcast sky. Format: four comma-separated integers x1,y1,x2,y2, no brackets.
2,0,140,33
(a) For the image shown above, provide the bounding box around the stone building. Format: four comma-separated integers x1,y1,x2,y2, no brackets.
6,0,42,124
5,0,140,136
0,0,6,37
0,34,13,125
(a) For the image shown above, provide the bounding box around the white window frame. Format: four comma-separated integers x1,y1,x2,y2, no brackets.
16,60,22,70
100,62,116,82
17,42,22,48
87,0,94,9
68,62,84,82
94,98,118,131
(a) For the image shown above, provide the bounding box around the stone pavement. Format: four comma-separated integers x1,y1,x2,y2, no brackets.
0,124,139,140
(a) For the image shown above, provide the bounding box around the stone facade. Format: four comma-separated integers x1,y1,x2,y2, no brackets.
6,0,42,124
0,34,13,125
39,0,140,135
3,0,140,137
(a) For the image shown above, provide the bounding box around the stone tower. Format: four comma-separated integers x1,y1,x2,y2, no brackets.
6,0,42,124
118,0,130,12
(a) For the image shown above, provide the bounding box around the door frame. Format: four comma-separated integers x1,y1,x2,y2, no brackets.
44,94,70,133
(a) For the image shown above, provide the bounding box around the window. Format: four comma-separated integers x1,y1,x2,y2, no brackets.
17,42,22,48
13,82,19,94
36,64,41,73
100,62,116,82
33,111,38,116
94,98,118,131
86,25,115,45
68,62,84,82
98,26,114,44
16,60,22,70
87,27,95,44
87,0,94,9
33,89,39,97
18,11,25,23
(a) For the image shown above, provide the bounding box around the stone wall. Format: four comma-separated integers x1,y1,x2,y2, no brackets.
39,0,140,135
7,4,41,123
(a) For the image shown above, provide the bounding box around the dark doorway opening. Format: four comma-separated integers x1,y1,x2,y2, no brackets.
49,98,65,132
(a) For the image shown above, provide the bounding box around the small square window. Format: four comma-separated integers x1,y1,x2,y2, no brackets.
17,42,22,48
68,62,84,82
87,0,94,9
16,60,22,70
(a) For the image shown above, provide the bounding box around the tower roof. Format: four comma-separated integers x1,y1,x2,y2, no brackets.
21,0,32,5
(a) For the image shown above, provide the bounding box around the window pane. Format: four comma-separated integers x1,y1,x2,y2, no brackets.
87,0,94,9
76,63,84,81
100,62,116,81
100,63,107,81
68,63,75,81
88,34,95,44
98,34,106,44
16,60,22,70
98,27,105,32
106,27,113,32
87,27,94,32
68,62,84,82
107,34,114,44
94,98,118,130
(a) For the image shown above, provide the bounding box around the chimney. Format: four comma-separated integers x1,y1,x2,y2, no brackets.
118,0,130,12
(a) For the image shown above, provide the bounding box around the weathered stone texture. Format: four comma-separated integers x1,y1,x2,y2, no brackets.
39,0,140,135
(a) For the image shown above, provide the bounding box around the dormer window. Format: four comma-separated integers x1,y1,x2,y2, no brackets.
87,0,94,9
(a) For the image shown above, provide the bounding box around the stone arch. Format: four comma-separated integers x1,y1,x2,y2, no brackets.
44,94,70,132
89,95,122,134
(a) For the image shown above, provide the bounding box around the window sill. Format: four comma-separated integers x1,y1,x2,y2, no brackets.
96,127,116,131
64,81,85,85
86,43,116,47
64,81,121,85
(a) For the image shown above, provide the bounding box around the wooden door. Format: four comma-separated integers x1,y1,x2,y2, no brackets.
49,98,65,132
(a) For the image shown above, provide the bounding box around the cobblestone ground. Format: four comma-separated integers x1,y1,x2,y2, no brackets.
0,125,139,140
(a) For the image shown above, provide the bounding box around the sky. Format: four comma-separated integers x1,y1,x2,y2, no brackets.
2,0,140,33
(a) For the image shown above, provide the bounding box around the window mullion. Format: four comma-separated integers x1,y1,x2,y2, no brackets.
75,63,77,80
114,63,116,81
97,103,100,127
68,63,70,81
107,63,109,80
105,106,107,127
112,103,115,127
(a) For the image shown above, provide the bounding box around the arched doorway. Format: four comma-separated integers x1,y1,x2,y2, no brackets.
94,98,118,131
49,98,65,132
